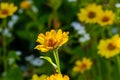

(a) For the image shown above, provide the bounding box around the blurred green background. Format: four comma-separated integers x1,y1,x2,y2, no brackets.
0,0,120,80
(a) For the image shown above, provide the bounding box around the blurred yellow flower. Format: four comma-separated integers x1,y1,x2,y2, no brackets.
46,74,69,80
32,74,47,80
20,0,31,10
73,57,92,73
97,10,115,26
98,38,120,59
35,29,69,52
0,2,17,18
77,3,103,23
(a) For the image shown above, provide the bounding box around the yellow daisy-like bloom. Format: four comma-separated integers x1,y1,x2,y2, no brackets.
46,74,69,80
20,0,31,10
77,3,103,23
73,57,92,73
32,74,47,80
35,29,69,52
97,10,115,26
0,2,17,18
97,38,120,59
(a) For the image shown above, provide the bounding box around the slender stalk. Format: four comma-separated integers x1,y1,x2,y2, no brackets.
3,34,7,73
82,74,87,80
2,19,7,75
53,48,61,73
116,55,120,76
97,58,103,80
106,59,112,80
48,14,53,28
101,27,106,39
107,26,112,37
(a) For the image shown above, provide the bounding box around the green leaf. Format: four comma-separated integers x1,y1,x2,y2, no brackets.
40,56,57,69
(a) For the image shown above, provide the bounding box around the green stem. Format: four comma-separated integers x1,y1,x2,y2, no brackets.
97,58,103,80
48,14,53,28
82,74,87,80
101,27,106,39
53,48,61,74
106,59,112,80
3,35,7,73
2,19,7,75
107,26,112,37
116,55,120,76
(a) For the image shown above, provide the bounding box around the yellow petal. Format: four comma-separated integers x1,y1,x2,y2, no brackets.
73,66,80,72
36,33,45,44
64,75,69,80
1,3,9,9
50,29,56,38
59,32,69,46
57,29,62,35
34,45,49,52
76,60,81,65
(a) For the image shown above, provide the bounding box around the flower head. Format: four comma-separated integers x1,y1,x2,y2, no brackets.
97,10,115,26
20,0,31,10
35,29,69,52
77,3,103,23
32,74,47,80
73,58,92,73
46,74,69,80
0,2,17,18
97,37,120,59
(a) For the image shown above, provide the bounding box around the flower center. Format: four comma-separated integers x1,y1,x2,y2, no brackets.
1,9,9,15
102,16,109,22
107,43,116,50
81,63,87,69
88,11,96,19
48,39,57,47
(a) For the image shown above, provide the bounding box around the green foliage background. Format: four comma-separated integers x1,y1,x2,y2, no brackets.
0,0,120,80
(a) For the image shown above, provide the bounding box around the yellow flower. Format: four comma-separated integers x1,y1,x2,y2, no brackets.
97,10,115,26
32,74,47,80
46,74,69,80
0,2,17,18
97,38,120,59
35,29,69,52
73,57,92,73
77,3,103,23
20,0,31,10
